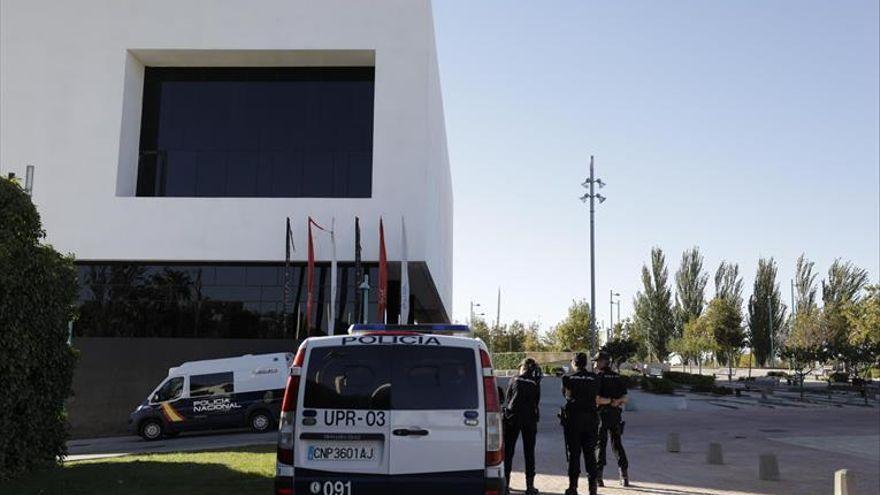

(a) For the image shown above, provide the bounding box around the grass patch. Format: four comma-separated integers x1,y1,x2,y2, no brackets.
0,445,275,495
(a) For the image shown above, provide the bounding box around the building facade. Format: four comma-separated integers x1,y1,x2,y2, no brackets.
1,0,452,435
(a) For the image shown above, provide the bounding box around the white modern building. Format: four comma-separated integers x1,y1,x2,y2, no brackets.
1,0,453,336
2,0,453,434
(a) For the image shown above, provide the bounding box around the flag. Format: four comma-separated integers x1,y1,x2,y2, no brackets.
354,217,363,323
377,217,388,323
329,217,337,335
399,216,409,324
283,217,295,336
306,218,315,334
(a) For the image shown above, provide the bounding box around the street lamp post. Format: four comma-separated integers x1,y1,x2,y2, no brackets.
609,290,620,333
469,301,484,327
580,156,606,357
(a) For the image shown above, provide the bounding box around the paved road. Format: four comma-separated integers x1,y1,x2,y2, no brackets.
68,377,880,495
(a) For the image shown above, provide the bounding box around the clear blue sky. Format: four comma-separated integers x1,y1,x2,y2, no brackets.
432,0,880,329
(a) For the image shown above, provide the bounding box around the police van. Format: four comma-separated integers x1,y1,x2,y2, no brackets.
129,352,292,440
275,324,505,495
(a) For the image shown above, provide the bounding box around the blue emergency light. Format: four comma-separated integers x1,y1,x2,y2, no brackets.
347,324,472,336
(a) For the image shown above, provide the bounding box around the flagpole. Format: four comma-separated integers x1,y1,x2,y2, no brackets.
284,218,291,336
399,216,410,324
329,217,337,335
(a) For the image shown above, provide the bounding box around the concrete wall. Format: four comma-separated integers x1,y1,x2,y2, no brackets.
68,337,300,438
0,0,453,316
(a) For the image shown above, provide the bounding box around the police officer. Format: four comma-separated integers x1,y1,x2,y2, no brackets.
560,352,600,495
504,357,542,495
594,351,629,487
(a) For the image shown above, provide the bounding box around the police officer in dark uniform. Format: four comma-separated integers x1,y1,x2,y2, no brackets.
504,357,542,495
594,351,629,487
560,352,600,495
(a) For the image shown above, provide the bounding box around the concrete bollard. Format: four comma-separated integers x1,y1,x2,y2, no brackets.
834,469,854,495
666,433,681,453
758,453,779,481
707,442,723,465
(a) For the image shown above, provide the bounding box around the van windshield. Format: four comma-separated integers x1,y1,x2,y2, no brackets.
303,345,478,411
153,376,184,402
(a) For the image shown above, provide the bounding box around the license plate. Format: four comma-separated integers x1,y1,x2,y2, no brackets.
308,443,376,461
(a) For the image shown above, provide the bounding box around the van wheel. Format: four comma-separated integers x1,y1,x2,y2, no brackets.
140,419,163,441
250,410,272,433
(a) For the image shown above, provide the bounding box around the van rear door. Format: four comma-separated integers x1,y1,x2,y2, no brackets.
388,344,484,493
296,344,392,485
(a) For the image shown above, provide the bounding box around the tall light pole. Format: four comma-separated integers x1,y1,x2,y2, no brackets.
768,296,774,368
580,156,606,357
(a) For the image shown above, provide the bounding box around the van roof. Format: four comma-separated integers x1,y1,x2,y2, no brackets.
303,332,487,351
170,352,292,376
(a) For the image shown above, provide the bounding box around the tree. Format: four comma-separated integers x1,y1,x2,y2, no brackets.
821,259,869,368
522,321,548,352
0,178,78,478
705,297,745,381
548,299,592,352
794,254,818,315
715,261,744,309
633,248,676,362
600,338,642,371
747,258,787,367
671,316,717,374
713,261,743,365
780,309,832,398
674,247,708,343
841,285,880,380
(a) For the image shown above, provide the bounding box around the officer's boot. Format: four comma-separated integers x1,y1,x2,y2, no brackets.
595,469,604,487
525,476,539,495
619,468,630,487
564,476,578,495
587,478,598,495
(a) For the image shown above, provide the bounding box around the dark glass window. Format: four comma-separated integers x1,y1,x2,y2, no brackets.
391,347,478,410
73,262,398,339
190,372,234,397
153,377,184,403
136,67,374,198
304,346,391,410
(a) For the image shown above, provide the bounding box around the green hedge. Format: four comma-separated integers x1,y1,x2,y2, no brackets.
491,352,527,371
0,178,78,479
641,376,676,395
663,371,715,388
619,370,643,389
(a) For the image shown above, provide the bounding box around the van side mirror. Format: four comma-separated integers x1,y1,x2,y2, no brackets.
151,393,159,403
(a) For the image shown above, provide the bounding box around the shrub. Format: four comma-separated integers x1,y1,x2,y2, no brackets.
766,371,789,378
711,386,734,395
641,376,676,395
619,369,642,389
0,178,78,479
828,372,849,383
663,371,715,388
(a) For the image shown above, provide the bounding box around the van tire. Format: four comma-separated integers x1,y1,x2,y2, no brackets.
249,410,272,433
139,419,164,441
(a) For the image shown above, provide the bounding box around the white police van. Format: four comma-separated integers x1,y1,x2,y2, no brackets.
129,353,292,440
275,325,505,495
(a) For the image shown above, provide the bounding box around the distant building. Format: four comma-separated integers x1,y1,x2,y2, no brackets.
1,0,452,435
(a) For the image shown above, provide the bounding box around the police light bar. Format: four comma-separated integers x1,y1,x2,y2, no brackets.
347,324,472,336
